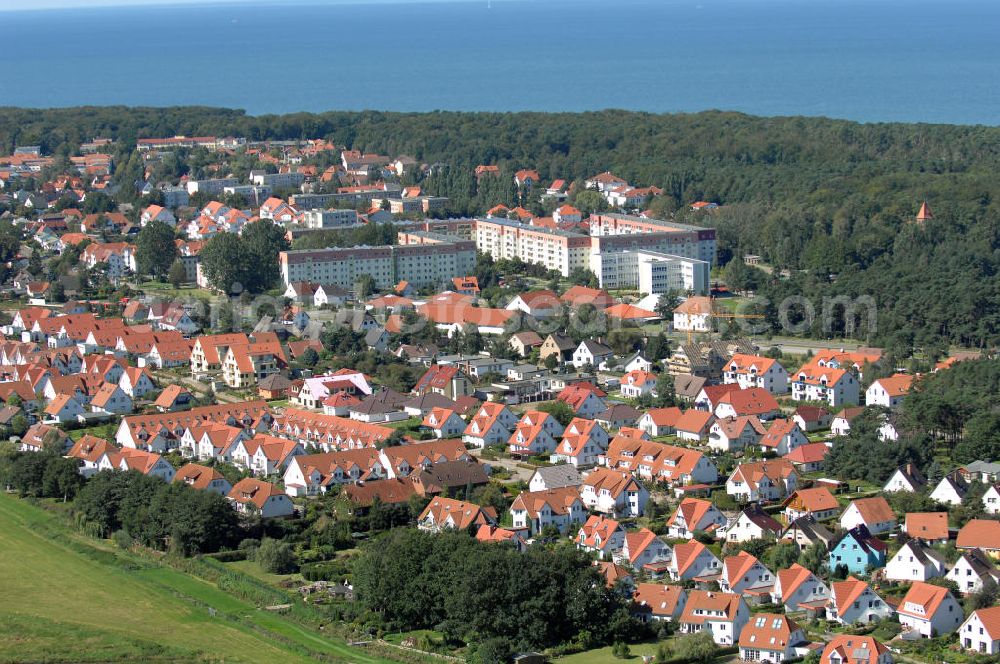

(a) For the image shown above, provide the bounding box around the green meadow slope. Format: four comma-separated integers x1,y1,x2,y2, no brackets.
0,494,388,664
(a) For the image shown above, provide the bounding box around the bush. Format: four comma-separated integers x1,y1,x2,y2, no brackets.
204,549,248,563
611,641,631,659
256,537,297,574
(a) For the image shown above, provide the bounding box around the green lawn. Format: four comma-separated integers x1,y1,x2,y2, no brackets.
555,641,663,663
225,558,304,586
0,493,391,664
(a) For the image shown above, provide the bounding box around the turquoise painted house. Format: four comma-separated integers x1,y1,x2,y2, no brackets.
829,526,887,575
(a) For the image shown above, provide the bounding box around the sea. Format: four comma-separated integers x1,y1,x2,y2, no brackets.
1,0,999,125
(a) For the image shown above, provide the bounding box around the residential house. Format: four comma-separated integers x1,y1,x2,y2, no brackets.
528,464,583,492
830,406,866,437
791,365,859,407
475,525,527,552
773,563,829,613
718,506,783,544
462,402,518,448
781,516,835,552
632,584,687,623
958,606,1000,655
904,512,950,545
719,551,775,598
794,405,832,432
714,387,780,421
667,497,727,539
552,418,609,468
865,374,914,409
595,404,642,432
421,407,465,439
508,331,544,358
556,383,607,419
896,581,963,638
510,487,587,536
723,354,789,394
669,540,722,582
784,442,830,473
418,496,497,533
677,590,748,646
227,478,294,518
783,487,840,522
930,471,969,506
673,297,713,333
413,364,472,400
90,382,133,415
637,406,682,438
539,333,576,364
708,415,766,452
982,483,1000,514
829,526,888,575
572,340,613,369
576,514,626,559
738,614,806,662
508,410,564,457
674,409,714,442
840,496,897,535
619,369,658,399
820,636,893,664
579,467,649,517
727,459,799,503
828,576,893,625
603,437,719,486
173,463,232,495
155,385,194,412
759,418,808,456
44,394,84,423
616,528,672,574
947,550,1000,595
883,463,927,493
885,539,947,582
957,519,1000,557
116,448,176,482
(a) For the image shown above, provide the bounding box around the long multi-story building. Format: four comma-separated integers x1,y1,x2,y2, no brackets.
474,213,715,293
475,216,592,276
250,171,306,189
599,249,710,295
279,232,475,290
186,178,239,196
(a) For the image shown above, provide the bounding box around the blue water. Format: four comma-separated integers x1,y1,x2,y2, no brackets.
1,0,998,125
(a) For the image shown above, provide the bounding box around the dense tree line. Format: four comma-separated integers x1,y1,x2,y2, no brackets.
74,469,241,555
903,358,1000,463
352,529,646,652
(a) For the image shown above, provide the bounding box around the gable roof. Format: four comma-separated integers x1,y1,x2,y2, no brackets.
897,581,953,619
847,496,895,525
957,519,1000,550
904,512,949,541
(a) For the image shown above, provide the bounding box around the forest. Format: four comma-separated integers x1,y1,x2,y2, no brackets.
3,106,1000,349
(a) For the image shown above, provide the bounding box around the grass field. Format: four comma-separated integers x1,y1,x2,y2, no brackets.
0,493,391,664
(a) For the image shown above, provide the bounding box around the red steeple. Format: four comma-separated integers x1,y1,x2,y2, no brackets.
916,201,933,222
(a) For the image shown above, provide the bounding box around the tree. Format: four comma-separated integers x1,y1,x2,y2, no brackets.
168,259,187,288
299,347,319,367
49,281,66,303
671,632,717,664
240,219,289,292
653,373,676,407
135,220,177,278
255,537,297,574
355,274,377,299
799,540,829,575
767,542,801,570
538,400,576,427
200,233,248,294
